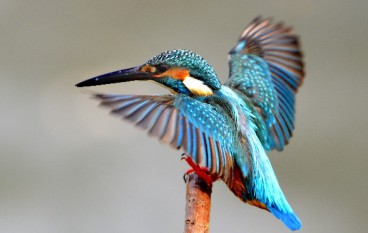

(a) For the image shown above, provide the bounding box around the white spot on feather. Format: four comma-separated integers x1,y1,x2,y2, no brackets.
183,76,213,96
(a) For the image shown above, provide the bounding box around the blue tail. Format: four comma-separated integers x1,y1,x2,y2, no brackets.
268,206,302,231
242,129,302,230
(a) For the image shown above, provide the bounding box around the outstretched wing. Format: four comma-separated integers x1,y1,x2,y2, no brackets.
93,93,236,185
225,17,304,151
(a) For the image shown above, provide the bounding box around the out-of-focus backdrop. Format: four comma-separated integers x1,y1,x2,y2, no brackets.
1,0,367,232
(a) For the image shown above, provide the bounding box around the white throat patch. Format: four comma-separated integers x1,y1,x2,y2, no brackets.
182,76,213,96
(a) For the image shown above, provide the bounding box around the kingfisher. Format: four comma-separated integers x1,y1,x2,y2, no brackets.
76,17,304,231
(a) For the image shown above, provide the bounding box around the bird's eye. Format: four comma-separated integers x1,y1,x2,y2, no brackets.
156,64,169,73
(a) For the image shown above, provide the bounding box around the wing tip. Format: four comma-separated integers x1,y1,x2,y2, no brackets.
231,16,305,91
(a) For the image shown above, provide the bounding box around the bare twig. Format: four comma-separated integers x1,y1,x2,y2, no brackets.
184,172,212,233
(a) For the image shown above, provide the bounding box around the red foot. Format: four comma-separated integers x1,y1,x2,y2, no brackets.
182,154,217,186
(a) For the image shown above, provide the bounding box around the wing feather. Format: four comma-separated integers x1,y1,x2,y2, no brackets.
93,93,235,185
226,17,304,151
161,108,177,143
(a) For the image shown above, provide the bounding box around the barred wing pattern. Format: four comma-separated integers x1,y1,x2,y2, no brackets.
226,17,304,151
94,94,235,185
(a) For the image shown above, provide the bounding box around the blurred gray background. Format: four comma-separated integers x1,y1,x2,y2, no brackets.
1,0,367,232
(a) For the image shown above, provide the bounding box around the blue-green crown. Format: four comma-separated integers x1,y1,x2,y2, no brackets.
146,49,221,90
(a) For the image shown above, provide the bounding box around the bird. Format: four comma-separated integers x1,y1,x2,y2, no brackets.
76,17,304,231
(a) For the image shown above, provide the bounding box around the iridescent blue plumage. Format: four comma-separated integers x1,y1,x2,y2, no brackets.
76,17,304,231
226,17,304,151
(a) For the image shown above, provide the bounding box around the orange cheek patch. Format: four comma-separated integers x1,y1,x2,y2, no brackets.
157,68,190,80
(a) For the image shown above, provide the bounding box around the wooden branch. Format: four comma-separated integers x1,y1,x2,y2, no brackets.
184,172,212,233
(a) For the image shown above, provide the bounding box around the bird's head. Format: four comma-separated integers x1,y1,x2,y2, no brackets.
76,49,221,96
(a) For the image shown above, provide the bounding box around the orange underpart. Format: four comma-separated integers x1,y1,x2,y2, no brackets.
231,165,247,198
183,156,217,186
247,199,268,211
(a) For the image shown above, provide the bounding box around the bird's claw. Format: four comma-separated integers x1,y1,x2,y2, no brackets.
181,153,188,160
181,153,215,186
183,172,189,183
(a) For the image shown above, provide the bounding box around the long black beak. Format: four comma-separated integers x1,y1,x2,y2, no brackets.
75,66,154,87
